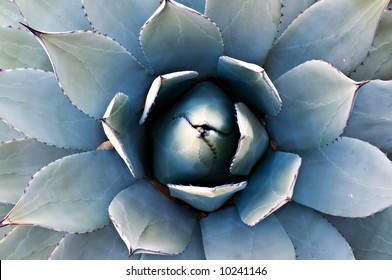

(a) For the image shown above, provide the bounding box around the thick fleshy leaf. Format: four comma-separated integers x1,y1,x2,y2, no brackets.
265,0,389,80
266,60,358,151
140,0,223,77
326,206,392,260
293,137,392,217
343,80,392,153
0,121,25,143
102,93,147,179
0,0,23,27
16,0,91,31
230,103,269,176
109,180,197,256
0,226,64,260
0,203,14,239
234,151,301,226
168,181,247,212
82,0,160,69
217,56,282,116
28,29,152,118
50,224,129,260
276,203,355,260
206,0,280,65
0,150,134,233
350,11,392,81
0,139,78,204
200,207,295,260
0,68,106,150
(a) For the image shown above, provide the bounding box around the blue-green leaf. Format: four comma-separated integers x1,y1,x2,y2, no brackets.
343,80,392,153
265,0,389,80
266,60,358,151
234,151,301,226
206,0,280,65
0,203,15,240
109,180,197,256
0,68,106,150
140,0,223,77
276,203,355,260
293,137,392,217
176,0,205,13
0,0,23,27
0,150,134,233
200,207,295,260
0,121,25,143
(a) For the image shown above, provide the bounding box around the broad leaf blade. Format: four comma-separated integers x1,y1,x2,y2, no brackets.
176,0,205,13
0,0,23,27
0,121,25,143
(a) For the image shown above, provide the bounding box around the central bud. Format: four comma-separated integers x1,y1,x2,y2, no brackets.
149,81,240,187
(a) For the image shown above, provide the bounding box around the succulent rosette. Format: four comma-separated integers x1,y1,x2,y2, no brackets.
0,0,392,260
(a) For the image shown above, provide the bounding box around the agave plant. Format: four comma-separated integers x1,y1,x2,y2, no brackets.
0,0,391,260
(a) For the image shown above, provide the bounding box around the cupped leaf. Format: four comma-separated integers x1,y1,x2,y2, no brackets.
1,150,135,233
0,139,78,204
230,103,269,176
206,0,280,65
266,60,358,151
276,203,355,260
325,206,392,260
109,180,197,256
234,151,301,226
200,207,295,260
293,137,392,217
140,0,223,77
50,223,129,260
0,68,106,150
0,27,51,71
168,181,247,212
217,56,282,116
265,0,389,80
16,0,91,31
0,0,23,27
27,28,152,119
343,80,392,153
0,121,25,143
0,226,64,260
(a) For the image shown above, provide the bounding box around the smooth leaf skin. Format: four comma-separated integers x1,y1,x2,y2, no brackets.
276,203,355,260
0,68,106,150
140,0,223,77
266,60,358,151
82,0,161,70
206,0,280,66
326,206,392,260
293,137,392,218
109,180,197,256
176,0,205,13
1,150,135,233
50,224,129,260
234,151,301,226
343,80,392,153
0,0,23,27
265,0,389,80
0,226,64,260
217,56,282,116
0,27,51,71
0,121,25,143
31,29,153,119
200,207,295,260
16,0,91,32
0,203,14,240
0,139,78,204
168,181,247,212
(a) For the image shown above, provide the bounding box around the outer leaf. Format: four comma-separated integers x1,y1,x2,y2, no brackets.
140,0,223,77
266,60,358,151
265,0,389,80
326,206,392,259
206,0,280,65
276,203,355,260
109,180,197,256
234,151,301,226
1,150,135,233
0,226,64,260
0,121,25,143
200,207,295,260
293,137,392,217
343,80,392,153
0,0,23,27
176,0,205,13
0,68,106,150
0,139,78,204
16,0,91,31
50,224,129,260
